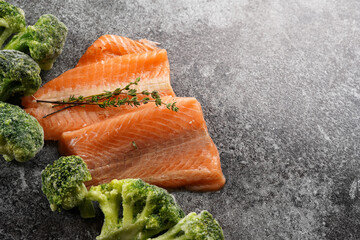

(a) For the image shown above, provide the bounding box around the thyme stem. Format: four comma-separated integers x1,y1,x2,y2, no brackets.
41,105,78,118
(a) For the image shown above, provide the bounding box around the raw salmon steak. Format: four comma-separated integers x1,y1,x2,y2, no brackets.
76,35,159,67
59,97,226,191
22,49,175,140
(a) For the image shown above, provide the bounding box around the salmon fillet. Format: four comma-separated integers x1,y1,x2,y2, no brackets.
23,49,174,140
76,35,159,67
58,97,226,191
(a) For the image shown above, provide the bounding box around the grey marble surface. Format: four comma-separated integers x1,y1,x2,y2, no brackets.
1,0,360,239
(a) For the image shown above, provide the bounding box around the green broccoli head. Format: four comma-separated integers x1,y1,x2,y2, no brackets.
4,14,68,70
0,1,26,47
41,155,95,218
0,101,43,162
87,179,185,240
151,211,224,240
0,50,41,101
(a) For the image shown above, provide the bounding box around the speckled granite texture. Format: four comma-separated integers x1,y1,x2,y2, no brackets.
1,0,360,239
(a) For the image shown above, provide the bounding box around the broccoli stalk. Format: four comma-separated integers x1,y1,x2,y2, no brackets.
87,179,185,240
4,14,68,70
87,181,123,239
151,211,225,240
0,50,41,101
41,156,95,219
0,101,43,162
0,1,26,47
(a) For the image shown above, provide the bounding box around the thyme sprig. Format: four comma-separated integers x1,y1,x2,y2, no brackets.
37,77,178,118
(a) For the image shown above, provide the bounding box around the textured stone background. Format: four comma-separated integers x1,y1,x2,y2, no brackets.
1,0,360,239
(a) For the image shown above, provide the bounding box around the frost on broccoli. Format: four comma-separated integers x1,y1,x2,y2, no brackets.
151,211,224,240
0,1,26,47
0,50,41,101
87,179,185,240
4,14,68,70
0,101,43,162
41,155,95,219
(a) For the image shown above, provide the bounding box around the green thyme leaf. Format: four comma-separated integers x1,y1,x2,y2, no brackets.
132,141,138,149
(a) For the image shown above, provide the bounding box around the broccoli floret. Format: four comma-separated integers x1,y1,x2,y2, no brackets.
0,1,26,47
40,158,224,239
0,101,43,162
4,14,68,70
87,179,185,240
0,50,41,101
41,155,95,219
151,211,224,240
